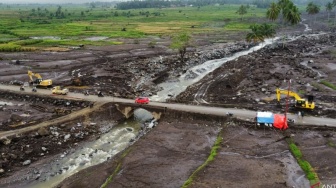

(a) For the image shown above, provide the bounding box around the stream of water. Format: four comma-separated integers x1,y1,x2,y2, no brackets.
27,119,143,188
0,101,14,106
150,38,278,102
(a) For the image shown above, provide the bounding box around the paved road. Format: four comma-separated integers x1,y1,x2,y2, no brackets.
1,84,335,128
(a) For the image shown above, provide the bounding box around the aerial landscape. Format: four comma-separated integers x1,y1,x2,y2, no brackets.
0,0,335,187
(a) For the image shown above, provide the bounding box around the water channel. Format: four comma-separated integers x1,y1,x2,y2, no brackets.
150,38,278,102
28,108,154,188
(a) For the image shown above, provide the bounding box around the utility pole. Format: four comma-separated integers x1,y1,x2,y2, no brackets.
285,79,291,122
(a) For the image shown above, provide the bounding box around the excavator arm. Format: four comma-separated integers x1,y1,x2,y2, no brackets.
27,70,52,87
276,88,303,101
34,73,42,79
28,70,34,82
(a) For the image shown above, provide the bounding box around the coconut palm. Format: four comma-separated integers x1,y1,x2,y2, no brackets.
306,2,320,23
266,2,280,22
266,0,301,26
264,0,300,48
260,23,276,38
246,24,264,43
278,0,290,9
246,23,276,44
283,2,301,25
326,2,333,21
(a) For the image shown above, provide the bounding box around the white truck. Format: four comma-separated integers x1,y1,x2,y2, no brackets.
52,86,69,95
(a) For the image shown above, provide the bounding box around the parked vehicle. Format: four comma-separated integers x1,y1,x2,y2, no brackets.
135,97,149,104
52,86,69,95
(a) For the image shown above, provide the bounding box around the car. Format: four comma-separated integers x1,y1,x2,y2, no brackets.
135,97,149,104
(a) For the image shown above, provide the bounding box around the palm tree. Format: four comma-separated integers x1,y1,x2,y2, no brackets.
278,0,290,24
266,0,301,26
326,2,333,22
264,0,300,48
260,23,276,38
306,2,320,24
283,2,301,25
246,24,264,43
266,2,280,22
246,24,275,44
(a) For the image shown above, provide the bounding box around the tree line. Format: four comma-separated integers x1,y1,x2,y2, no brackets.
115,0,271,10
115,0,336,10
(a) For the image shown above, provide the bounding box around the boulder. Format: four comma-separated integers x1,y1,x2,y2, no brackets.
10,114,22,122
1,138,11,145
22,160,31,166
37,127,50,136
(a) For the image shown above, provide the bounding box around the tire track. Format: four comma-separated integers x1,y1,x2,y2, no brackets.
194,74,227,104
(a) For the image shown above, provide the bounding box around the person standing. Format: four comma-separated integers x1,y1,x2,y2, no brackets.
301,111,304,119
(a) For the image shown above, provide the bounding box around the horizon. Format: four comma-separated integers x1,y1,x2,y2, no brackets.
0,0,123,4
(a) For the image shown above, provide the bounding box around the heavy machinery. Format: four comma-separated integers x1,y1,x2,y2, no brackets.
276,88,315,110
52,86,69,95
28,70,52,87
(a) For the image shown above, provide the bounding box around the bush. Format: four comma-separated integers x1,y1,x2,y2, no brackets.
148,41,156,48
320,80,336,90
13,39,43,46
289,142,302,158
288,139,319,182
0,44,36,52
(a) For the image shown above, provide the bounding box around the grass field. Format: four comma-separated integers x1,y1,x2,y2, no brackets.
0,4,268,49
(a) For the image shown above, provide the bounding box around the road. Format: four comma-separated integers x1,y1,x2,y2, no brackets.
1,84,335,129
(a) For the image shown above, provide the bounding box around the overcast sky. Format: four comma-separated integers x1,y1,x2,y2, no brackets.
1,0,119,4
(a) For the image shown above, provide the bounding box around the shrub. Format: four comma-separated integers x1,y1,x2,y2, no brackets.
148,41,156,48
287,139,319,182
320,80,336,90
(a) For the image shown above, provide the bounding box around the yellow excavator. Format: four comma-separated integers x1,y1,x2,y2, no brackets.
28,70,52,87
276,88,315,110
